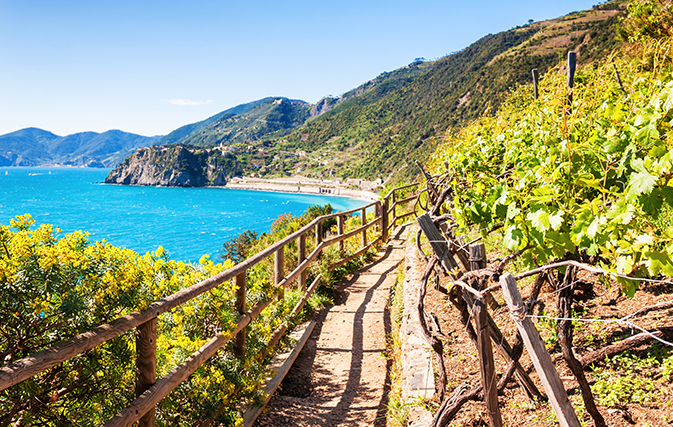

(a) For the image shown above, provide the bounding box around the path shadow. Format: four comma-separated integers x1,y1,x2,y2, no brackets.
268,225,409,425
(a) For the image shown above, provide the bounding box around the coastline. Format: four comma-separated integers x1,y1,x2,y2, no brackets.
220,181,380,202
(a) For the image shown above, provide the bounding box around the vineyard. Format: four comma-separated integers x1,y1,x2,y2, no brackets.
403,2,673,424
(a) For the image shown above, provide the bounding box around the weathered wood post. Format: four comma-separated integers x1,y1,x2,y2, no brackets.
361,207,367,248
136,318,157,427
500,273,581,427
416,213,460,275
315,220,323,260
299,233,307,291
391,190,397,229
381,198,389,242
567,51,576,112
532,68,539,100
337,214,344,256
469,243,486,272
234,272,246,357
473,296,502,427
468,243,502,427
275,247,285,299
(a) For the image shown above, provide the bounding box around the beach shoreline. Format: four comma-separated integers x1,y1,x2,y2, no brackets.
220,180,380,202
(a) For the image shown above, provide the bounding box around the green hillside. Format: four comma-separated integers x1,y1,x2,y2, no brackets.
266,1,626,183
116,1,626,186
155,97,276,146
180,98,310,147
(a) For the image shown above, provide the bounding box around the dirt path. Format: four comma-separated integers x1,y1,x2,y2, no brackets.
255,225,409,427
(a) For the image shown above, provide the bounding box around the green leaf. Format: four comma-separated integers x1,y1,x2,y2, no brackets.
644,250,673,276
640,192,663,216
506,203,520,220
503,225,525,250
548,210,564,231
627,171,657,199
587,218,600,239
527,210,551,232
576,173,602,189
615,276,639,298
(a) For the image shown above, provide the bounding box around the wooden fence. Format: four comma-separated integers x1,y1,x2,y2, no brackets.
0,182,420,426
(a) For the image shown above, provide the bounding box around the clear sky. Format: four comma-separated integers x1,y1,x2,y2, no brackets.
1,0,602,137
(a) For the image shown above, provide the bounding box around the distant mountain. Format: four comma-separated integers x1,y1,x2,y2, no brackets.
0,128,161,167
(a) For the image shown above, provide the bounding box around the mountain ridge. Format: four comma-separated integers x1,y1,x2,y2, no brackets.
0,128,161,168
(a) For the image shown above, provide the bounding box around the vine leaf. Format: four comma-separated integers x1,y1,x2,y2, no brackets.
627,171,657,199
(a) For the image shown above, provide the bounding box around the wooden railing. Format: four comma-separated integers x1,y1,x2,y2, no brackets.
0,182,421,426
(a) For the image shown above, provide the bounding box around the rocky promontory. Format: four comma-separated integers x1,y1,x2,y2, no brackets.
104,145,241,187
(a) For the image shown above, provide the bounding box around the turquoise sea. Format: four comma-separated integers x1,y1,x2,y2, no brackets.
0,167,366,262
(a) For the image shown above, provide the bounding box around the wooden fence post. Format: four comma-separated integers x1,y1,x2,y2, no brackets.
500,273,581,427
234,272,246,358
275,247,285,299
361,207,367,248
532,68,539,100
567,51,576,111
381,198,389,242
298,234,306,291
136,318,157,427
337,214,344,256
315,220,323,260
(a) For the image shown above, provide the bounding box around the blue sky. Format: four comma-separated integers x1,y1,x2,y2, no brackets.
1,0,602,137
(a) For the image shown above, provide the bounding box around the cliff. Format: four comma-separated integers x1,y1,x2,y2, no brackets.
104,145,241,187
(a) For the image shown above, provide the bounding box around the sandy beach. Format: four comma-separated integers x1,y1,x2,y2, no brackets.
221,176,380,201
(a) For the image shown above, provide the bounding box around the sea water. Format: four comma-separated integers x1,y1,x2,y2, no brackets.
0,167,366,263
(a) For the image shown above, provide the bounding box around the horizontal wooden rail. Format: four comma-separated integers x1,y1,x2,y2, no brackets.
384,182,418,199
328,237,382,272
322,217,381,247
105,299,273,427
391,194,417,209
2,181,423,426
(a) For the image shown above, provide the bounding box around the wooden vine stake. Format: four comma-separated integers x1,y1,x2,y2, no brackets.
468,243,502,427
566,51,576,112
500,273,581,427
416,213,460,275
532,68,539,100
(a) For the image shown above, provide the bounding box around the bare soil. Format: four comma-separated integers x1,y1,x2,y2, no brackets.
423,266,673,427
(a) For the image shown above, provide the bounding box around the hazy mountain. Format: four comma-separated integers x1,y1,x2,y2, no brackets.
0,128,161,167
